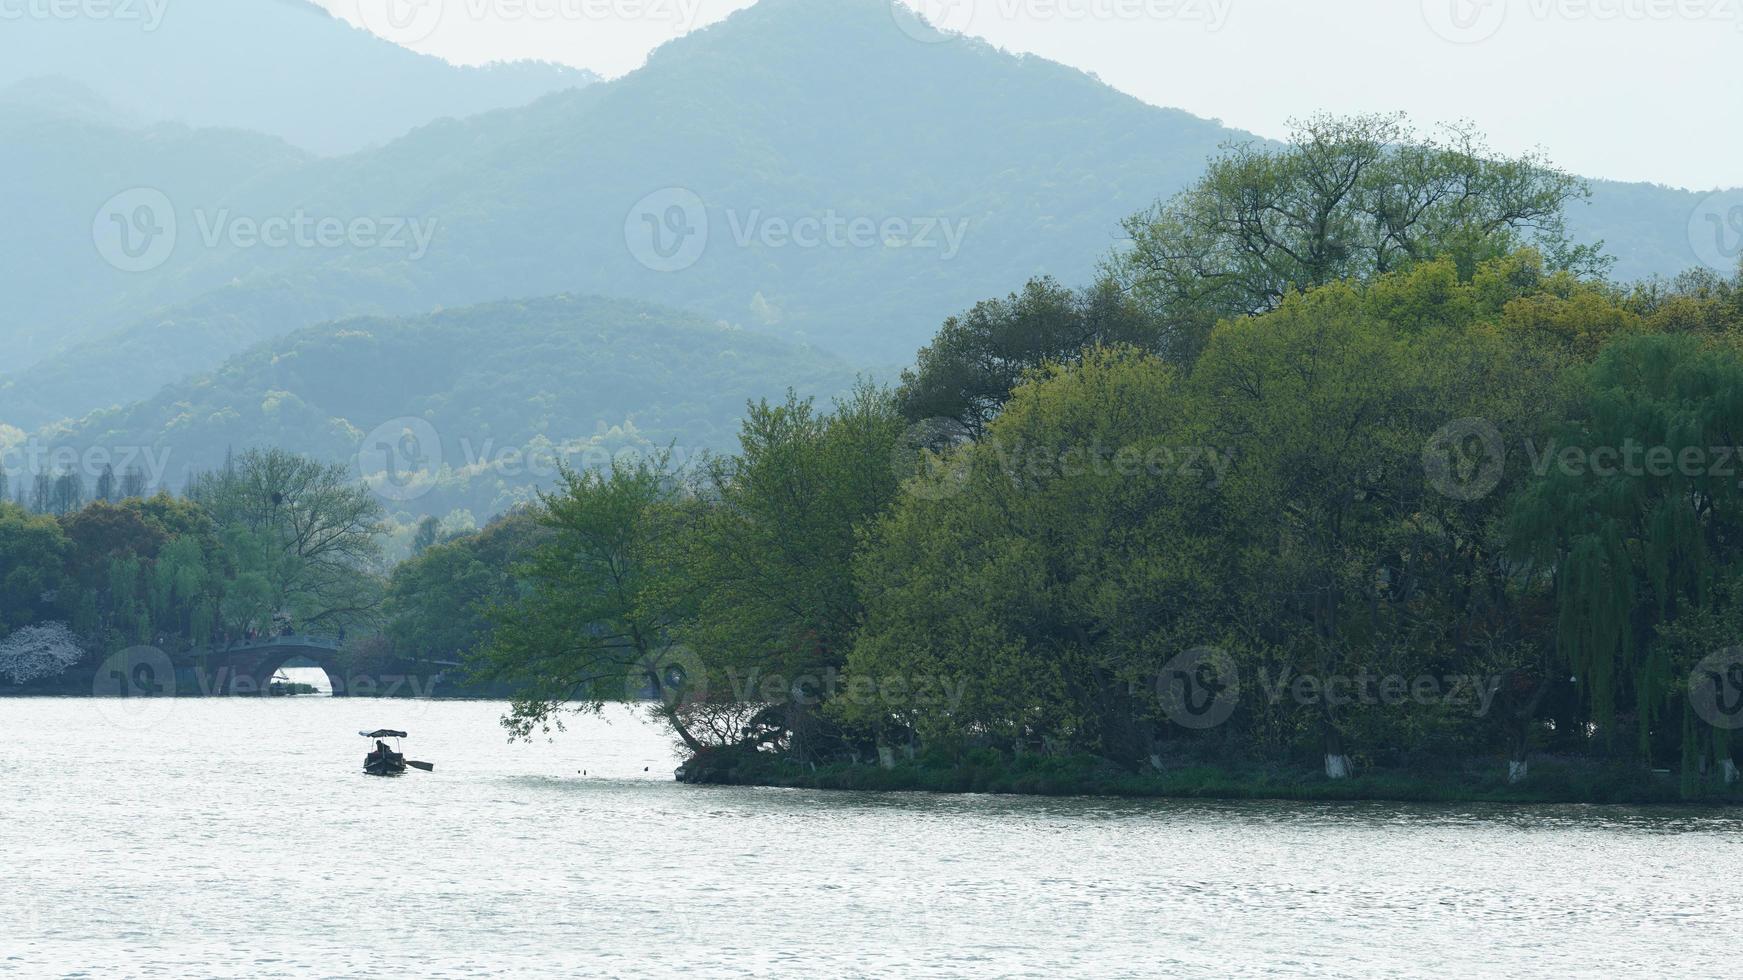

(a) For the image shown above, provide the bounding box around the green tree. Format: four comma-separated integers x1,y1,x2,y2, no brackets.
474,454,708,750
0,502,69,632
896,277,1163,438
1508,332,1743,782
676,386,907,760
190,448,386,634
1111,113,1601,362
387,507,546,662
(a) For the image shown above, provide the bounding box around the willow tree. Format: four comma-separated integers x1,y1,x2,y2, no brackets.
1508,333,1743,780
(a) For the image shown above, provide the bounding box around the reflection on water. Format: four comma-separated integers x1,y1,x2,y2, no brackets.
3,698,1739,977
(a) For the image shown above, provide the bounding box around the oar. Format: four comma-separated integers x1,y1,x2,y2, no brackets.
406,760,435,772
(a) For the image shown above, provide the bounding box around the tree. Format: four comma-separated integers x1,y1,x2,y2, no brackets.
896,277,1163,438
676,386,908,761
1110,113,1601,362
190,448,386,634
0,502,69,631
475,453,708,750
50,470,85,516
120,467,148,500
95,465,117,503
410,515,442,556
0,622,84,685
853,347,1214,764
387,507,546,661
1507,333,1743,783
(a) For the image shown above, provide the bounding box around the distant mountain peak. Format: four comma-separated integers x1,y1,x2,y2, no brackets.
0,0,595,155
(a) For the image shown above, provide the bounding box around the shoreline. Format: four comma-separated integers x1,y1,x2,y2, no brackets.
680,752,1743,807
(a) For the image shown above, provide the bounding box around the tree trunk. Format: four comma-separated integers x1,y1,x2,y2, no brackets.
1502,667,1552,788
1323,725,1351,780
657,703,706,755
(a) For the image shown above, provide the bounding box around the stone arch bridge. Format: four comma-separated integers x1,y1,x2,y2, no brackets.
186,635,456,697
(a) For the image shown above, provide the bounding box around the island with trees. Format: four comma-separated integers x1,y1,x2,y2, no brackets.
6,116,1743,804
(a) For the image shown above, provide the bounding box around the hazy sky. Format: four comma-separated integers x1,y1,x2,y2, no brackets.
321,0,1740,190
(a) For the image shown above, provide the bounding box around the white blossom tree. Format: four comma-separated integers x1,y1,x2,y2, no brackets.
0,623,85,685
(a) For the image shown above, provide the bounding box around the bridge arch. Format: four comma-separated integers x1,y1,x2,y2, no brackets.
204,635,349,696
251,650,347,695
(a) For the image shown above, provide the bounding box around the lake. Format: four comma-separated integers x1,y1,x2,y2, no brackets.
4,696,1740,977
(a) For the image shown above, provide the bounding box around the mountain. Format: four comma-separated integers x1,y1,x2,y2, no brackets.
2,0,1246,417
35,295,862,518
0,0,592,156
0,80,312,367
1,0,1730,433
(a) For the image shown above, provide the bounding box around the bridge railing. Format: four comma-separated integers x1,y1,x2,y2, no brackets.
208,633,346,654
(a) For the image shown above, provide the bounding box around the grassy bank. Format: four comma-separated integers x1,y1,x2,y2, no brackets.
682,749,1743,806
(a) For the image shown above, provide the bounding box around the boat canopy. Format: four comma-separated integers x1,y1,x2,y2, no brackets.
360,729,408,739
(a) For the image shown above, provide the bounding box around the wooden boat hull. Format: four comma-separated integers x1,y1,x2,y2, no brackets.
364,756,407,777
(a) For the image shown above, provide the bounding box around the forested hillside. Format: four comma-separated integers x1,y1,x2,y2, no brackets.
33,295,859,519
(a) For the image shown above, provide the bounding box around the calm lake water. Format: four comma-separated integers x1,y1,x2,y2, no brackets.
4,694,1741,978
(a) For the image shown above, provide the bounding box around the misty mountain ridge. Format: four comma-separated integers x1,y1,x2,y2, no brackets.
0,0,1735,501
29,294,861,518
0,0,594,155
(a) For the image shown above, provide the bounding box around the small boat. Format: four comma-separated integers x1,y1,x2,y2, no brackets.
361,729,433,776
